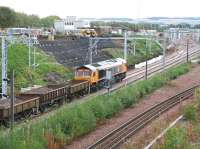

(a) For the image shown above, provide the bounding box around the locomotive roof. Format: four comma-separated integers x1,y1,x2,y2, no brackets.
83,65,97,72
77,58,126,72
97,58,126,70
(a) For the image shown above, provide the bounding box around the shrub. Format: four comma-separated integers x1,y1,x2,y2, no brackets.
0,63,191,149
102,39,162,66
118,88,136,108
162,127,188,149
195,88,200,108
101,96,122,118
3,44,72,91
59,104,97,138
86,98,107,120
183,105,197,122
165,64,190,80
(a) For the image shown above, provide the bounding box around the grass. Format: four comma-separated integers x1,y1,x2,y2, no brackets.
183,105,197,122
0,63,191,149
103,39,162,67
0,44,72,92
156,87,200,149
161,126,188,149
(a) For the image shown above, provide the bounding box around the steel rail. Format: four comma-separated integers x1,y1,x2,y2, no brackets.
127,47,200,79
107,48,200,94
13,46,200,127
87,86,197,149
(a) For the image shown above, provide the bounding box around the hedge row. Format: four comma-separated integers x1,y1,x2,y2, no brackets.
0,63,191,149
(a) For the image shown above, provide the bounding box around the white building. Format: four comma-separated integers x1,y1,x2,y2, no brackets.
135,29,157,36
54,16,90,33
167,28,190,40
75,20,90,29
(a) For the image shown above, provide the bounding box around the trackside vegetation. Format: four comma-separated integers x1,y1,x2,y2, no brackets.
0,44,72,92
156,88,200,149
103,39,162,67
0,63,191,149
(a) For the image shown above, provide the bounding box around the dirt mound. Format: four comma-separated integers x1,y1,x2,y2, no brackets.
44,72,67,84
38,37,123,67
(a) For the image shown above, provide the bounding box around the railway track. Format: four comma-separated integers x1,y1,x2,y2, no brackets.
127,46,200,79
27,45,200,124
87,85,198,149
108,47,200,93
12,43,200,127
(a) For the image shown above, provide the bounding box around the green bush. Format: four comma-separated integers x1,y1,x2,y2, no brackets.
195,88,200,108
0,44,72,91
118,88,136,108
101,96,122,118
161,127,188,149
0,63,191,149
70,105,96,136
86,98,107,120
183,105,197,122
0,124,47,149
102,39,162,66
165,64,190,81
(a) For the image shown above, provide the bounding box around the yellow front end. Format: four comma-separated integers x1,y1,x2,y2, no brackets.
74,68,99,85
122,63,128,73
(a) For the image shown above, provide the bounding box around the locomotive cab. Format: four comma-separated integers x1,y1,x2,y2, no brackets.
74,66,98,84
74,58,127,87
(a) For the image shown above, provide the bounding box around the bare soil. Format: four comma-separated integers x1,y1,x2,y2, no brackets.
65,64,200,149
44,72,67,84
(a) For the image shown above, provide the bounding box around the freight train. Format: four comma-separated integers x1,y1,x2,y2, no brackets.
0,58,127,126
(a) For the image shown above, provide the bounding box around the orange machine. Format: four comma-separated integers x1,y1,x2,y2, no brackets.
74,58,127,88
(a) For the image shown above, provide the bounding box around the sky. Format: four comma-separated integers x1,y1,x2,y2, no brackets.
0,0,200,19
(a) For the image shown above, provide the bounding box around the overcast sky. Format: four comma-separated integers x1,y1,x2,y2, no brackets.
0,0,200,18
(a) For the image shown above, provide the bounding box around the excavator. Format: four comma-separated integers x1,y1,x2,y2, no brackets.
80,29,97,37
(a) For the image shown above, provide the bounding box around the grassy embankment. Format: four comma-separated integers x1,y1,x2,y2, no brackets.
155,88,200,149
0,63,192,149
103,39,162,67
0,44,72,92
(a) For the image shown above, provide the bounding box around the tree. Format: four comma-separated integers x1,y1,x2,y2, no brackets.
27,15,41,27
15,12,29,27
40,16,60,28
0,6,16,28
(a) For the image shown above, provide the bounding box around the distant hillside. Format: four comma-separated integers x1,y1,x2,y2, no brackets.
147,17,200,20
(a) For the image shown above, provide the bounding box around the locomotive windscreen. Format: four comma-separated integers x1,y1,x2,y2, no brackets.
75,69,91,77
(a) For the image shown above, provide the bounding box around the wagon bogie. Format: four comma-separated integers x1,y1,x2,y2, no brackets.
0,96,40,125
69,80,89,94
39,95,68,113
